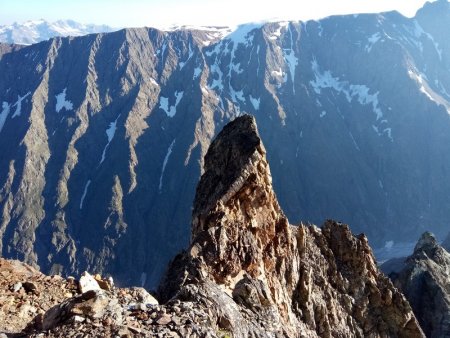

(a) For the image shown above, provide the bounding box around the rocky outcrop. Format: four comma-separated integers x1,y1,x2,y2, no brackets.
1,115,425,337
158,115,423,337
390,232,450,338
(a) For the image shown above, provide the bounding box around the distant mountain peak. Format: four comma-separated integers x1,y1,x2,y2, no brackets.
0,19,116,45
413,231,440,257
416,0,450,17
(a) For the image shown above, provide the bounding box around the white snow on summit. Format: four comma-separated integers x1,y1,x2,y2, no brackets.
163,25,232,46
225,23,263,45
0,19,115,45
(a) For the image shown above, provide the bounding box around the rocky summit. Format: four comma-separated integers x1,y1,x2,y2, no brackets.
1,115,424,337
389,231,450,338
2,1,450,288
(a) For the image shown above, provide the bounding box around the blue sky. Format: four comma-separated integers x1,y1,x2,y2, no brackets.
0,0,436,28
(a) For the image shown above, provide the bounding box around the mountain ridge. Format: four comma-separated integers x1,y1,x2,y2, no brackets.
1,0,450,288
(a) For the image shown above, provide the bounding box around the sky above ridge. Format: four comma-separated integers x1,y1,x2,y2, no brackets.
0,0,437,28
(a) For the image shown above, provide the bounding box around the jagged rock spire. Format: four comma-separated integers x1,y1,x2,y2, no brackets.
413,231,440,257
392,231,450,337
160,115,424,337
192,115,282,236
191,114,285,282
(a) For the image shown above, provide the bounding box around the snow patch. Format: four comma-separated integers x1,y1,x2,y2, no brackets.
408,70,434,101
249,95,260,110
349,85,383,120
0,102,11,133
159,97,169,114
159,91,184,118
55,88,73,113
225,23,262,46
159,139,176,192
11,92,31,118
230,86,245,103
271,68,283,78
311,59,388,125
231,61,243,74
210,63,224,90
408,69,450,113
179,42,193,70
317,23,323,37
365,32,381,53
99,115,120,165
193,67,202,79
384,128,392,140
150,78,159,87
349,132,360,151
283,25,298,93
79,180,91,209
268,22,289,40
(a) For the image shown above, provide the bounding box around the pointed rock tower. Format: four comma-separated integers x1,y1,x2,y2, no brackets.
157,115,424,337
392,232,450,337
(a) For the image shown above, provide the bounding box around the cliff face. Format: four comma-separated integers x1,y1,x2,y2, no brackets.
391,232,450,338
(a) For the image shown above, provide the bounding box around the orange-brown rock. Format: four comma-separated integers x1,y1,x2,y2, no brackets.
158,115,424,337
